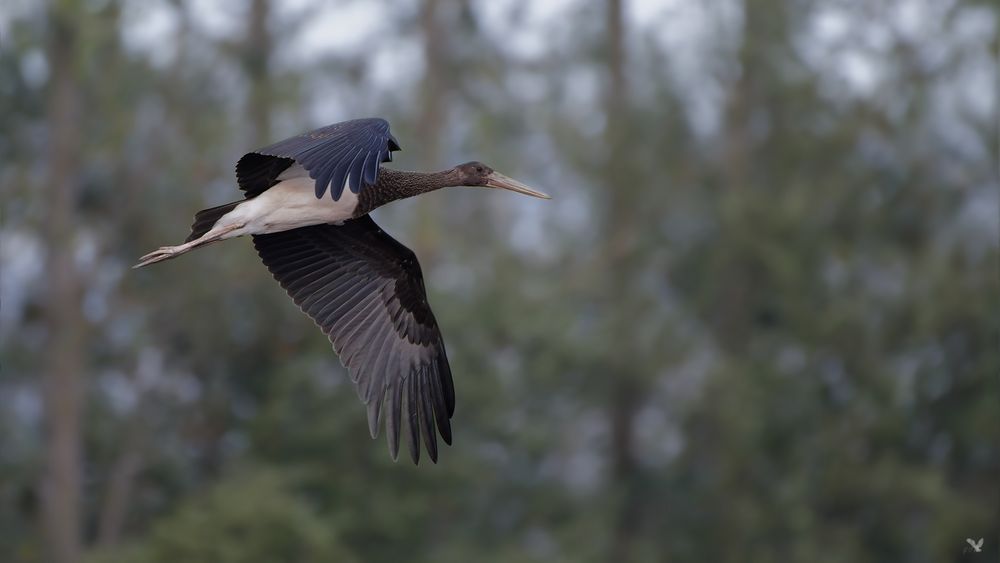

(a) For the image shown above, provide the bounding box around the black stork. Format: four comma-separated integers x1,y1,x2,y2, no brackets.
134,118,549,463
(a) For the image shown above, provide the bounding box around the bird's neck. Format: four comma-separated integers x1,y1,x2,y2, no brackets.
355,168,459,216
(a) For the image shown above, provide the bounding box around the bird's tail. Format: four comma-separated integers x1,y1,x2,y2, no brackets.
186,201,242,242
133,201,243,269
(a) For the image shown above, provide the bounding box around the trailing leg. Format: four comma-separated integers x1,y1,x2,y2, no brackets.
133,222,244,269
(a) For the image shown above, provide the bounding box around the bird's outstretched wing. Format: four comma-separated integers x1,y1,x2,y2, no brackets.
252,215,454,463
236,118,401,201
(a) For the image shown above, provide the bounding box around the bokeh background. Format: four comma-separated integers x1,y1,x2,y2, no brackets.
2,0,998,561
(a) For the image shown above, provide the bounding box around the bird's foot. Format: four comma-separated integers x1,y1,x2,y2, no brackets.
133,245,184,269
132,223,242,270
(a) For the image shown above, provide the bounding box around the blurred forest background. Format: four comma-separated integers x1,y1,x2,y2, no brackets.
1,0,998,561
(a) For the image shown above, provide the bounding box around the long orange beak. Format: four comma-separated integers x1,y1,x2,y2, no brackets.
485,172,551,199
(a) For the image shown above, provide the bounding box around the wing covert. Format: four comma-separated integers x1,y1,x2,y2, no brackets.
236,118,400,200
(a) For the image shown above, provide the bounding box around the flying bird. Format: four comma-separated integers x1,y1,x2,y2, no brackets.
134,118,549,464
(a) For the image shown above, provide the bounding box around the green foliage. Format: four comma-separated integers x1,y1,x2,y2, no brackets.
88,469,356,563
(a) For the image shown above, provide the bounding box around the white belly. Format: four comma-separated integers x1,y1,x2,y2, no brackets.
215,165,359,237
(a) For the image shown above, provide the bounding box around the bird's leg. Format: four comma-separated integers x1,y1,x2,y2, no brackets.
133,222,244,269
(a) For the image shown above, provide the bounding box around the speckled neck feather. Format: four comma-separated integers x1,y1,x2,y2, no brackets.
355,168,460,216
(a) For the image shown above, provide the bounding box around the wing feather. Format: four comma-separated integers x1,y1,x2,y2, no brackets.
406,371,421,464
355,322,393,400
236,118,400,200
252,216,453,463
418,367,438,460
388,376,404,460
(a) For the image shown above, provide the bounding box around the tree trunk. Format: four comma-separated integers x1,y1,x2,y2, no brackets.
604,0,641,561
412,0,446,261
41,3,85,562
246,0,273,146
95,411,145,547
715,0,782,353
416,0,445,168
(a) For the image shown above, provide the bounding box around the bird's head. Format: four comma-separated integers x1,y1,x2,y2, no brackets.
454,161,551,199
